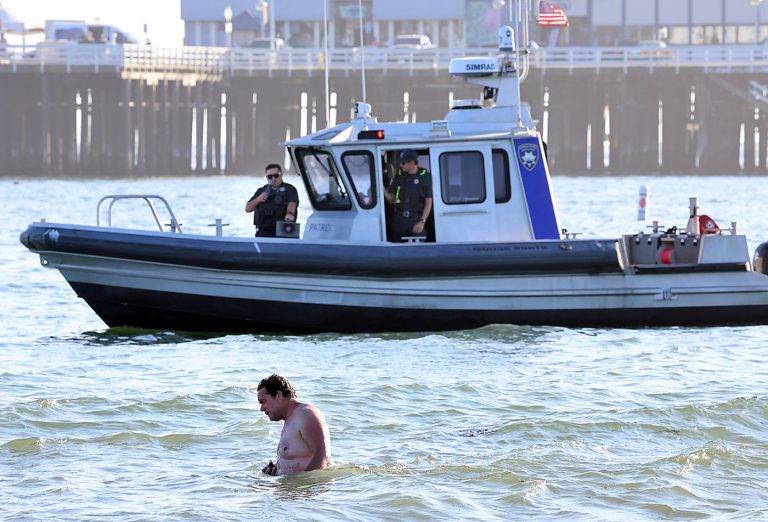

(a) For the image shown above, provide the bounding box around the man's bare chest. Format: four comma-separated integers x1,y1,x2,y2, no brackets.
278,424,310,459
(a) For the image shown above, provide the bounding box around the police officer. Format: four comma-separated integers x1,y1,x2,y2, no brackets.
384,149,433,242
245,163,299,237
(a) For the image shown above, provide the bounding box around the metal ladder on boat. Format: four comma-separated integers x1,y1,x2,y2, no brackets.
96,195,183,233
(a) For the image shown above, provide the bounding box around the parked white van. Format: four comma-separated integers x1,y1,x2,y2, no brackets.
389,34,434,49
45,20,138,44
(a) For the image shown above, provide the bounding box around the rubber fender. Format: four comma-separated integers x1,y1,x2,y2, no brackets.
754,241,768,275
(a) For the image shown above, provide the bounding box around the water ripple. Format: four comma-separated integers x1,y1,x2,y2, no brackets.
4,176,768,519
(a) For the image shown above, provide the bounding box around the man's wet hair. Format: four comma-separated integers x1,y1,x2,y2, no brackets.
258,374,296,399
265,163,282,173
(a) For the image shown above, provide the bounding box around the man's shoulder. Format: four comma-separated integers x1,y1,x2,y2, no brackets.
282,183,300,200
297,401,319,413
295,402,324,421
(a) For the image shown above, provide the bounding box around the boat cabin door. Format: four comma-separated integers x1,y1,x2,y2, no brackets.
429,145,497,243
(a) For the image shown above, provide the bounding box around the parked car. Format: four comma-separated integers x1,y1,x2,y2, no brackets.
607,39,670,59
389,34,434,49
636,40,667,50
632,40,670,57
245,37,285,50
350,45,386,65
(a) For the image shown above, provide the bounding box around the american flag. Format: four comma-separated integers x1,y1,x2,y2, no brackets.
538,1,569,27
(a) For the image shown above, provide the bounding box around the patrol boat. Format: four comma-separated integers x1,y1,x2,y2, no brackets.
19,24,768,333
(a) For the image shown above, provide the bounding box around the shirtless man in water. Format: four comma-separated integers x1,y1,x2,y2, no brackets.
257,374,333,475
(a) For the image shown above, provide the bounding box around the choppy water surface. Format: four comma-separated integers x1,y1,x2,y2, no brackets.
2,175,767,520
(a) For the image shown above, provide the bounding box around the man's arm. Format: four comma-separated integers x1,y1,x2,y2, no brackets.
284,201,298,222
411,197,433,235
298,406,331,471
384,175,397,205
284,187,299,222
421,197,433,223
245,191,267,213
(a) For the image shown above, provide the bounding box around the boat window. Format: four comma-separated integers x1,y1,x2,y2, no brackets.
438,151,486,205
492,149,511,203
295,148,352,211
342,151,376,209
314,130,341,141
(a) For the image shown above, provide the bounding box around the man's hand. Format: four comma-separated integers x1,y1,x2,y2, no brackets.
262,460,277,475
411,221,425,234
245,191,270,213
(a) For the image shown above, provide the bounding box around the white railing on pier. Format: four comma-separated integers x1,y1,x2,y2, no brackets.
0,42,124,73
3,43,768,77
530,45,768,74
122,46,227,80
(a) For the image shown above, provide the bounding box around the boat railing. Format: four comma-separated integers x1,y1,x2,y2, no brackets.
96,195,183,233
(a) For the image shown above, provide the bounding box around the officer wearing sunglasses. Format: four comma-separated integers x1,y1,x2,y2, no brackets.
384,149,432,242
245,163,299,237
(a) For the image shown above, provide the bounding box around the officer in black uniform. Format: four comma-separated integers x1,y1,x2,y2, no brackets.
384,149,433,242
245,163,299,237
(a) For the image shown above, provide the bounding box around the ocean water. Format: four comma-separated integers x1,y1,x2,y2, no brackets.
2,175,767,521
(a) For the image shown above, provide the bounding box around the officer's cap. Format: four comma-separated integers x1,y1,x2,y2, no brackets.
399,149,418,163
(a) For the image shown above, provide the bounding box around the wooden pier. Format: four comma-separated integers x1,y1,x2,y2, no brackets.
1,44,767,176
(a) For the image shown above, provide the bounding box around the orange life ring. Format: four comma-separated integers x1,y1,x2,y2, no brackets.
656,246,675,265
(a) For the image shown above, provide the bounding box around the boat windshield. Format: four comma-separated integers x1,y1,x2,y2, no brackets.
341,151,376,209
295,148,352,211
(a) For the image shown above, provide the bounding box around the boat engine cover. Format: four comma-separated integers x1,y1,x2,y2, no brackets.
754,241,768,275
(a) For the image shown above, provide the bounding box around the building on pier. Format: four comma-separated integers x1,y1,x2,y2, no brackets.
180,0,768,50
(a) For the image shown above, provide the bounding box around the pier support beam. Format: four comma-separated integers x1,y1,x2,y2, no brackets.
1,67,766,177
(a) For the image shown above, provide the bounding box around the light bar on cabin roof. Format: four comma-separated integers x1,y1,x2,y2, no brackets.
357,130,385,140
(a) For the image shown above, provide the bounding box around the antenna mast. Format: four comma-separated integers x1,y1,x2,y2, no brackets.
358,0,367,104
323,0,330,127
519,0,531,82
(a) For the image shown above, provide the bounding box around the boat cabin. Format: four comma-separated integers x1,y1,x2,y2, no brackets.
286,47,561,244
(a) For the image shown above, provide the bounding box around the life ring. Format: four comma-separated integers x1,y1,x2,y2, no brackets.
698,214,719,235
656,246,675,265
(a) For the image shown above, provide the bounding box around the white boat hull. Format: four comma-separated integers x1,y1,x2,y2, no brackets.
46,250,768,332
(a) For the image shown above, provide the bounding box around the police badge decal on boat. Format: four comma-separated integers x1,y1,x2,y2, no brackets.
518,143,539,172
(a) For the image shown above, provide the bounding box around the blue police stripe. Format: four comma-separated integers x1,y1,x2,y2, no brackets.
513,136,560,239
